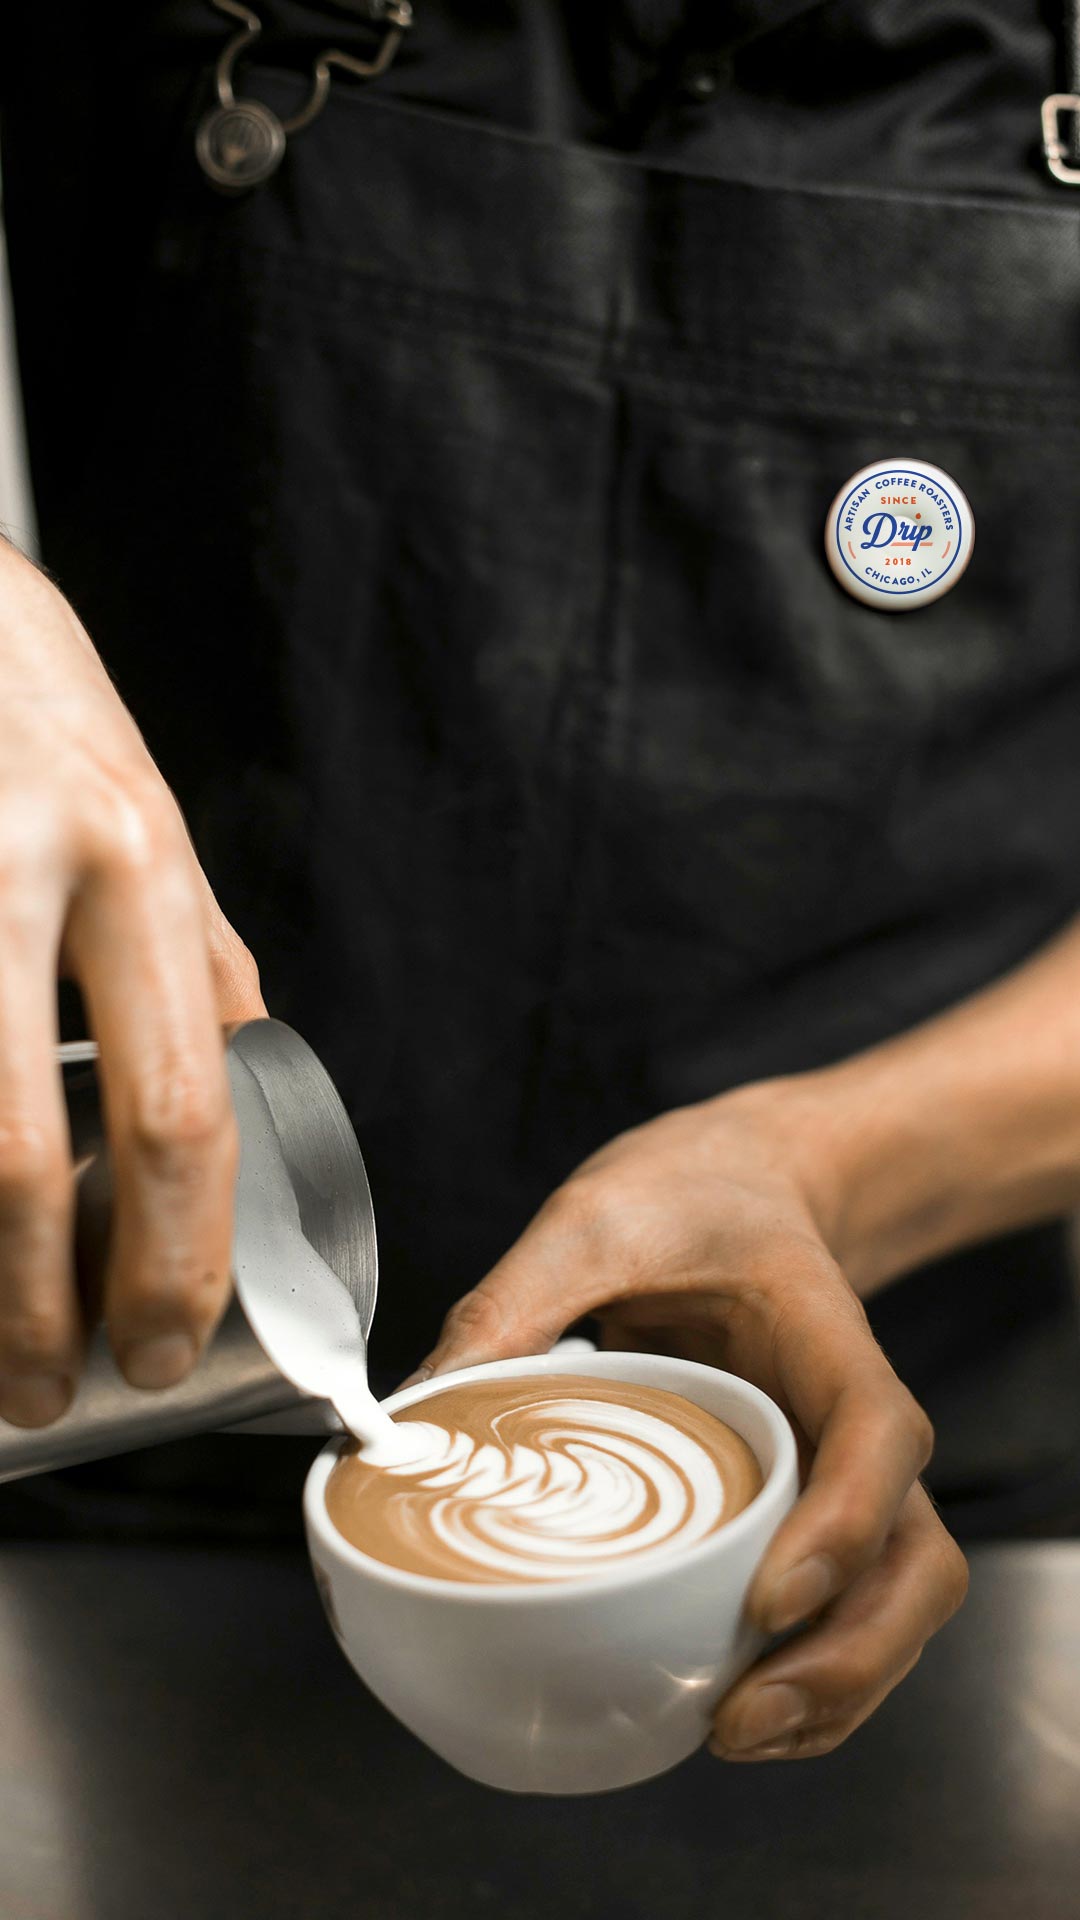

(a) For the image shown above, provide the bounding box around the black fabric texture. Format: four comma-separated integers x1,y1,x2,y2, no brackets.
2,1,1080,1529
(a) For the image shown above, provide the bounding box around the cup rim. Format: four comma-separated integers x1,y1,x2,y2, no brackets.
303,1351,798,1605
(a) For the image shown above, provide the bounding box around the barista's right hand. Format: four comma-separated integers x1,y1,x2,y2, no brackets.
0,542,266,1428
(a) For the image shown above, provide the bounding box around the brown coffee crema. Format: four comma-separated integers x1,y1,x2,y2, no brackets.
325,1375,763,1585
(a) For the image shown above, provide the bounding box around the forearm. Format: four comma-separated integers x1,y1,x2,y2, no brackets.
751,917,1080,1296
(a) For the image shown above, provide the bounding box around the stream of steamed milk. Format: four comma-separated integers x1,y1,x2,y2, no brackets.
230,1059,416,1465
261,1223,417,1463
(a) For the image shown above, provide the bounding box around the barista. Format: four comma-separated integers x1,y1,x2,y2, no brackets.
1,0,1078,1764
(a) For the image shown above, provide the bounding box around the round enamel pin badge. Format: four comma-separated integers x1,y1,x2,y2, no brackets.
825,458,974,611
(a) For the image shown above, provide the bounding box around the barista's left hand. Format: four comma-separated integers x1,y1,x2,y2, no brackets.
409,1076,967,1763
413,915,1080,1758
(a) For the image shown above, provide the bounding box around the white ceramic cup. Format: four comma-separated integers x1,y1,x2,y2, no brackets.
303,1350,798,1795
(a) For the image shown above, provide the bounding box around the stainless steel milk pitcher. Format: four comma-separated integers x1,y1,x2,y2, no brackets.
0,1020,376,1483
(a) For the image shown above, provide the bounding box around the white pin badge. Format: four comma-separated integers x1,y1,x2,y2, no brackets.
825,458,974,611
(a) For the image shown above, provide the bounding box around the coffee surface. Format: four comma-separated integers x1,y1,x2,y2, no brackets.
324,1375,763,1584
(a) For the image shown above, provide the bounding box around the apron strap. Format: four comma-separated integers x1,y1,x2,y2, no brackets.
1066,0,1080,95
1042,0,1080,181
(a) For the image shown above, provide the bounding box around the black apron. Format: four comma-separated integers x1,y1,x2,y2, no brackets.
3,1,1080,1533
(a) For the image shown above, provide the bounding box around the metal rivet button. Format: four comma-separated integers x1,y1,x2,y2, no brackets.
195,99,287,192
681,58,721,101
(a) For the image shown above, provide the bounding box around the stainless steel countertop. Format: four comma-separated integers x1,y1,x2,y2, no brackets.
0,1541,1077,1920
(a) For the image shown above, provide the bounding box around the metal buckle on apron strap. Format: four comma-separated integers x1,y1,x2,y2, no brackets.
191,0,1078,193
1044,0,1080,181
195,0,413,193
1041,94,1080,183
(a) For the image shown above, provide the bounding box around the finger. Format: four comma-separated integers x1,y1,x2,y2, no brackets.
712,1485,968,1760
415,1191,609,1378
599,1268,932,1631
0,896,80,1426
599,1276,929,1639
67,801,238,1389
193,866,267,1025
746,1265,934,1632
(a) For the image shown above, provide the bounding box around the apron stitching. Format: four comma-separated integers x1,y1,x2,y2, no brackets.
161,238,1080,408
162,286,1080,433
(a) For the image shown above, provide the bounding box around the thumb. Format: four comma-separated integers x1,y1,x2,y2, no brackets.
409,1203,601,1383
407,1279,567,1388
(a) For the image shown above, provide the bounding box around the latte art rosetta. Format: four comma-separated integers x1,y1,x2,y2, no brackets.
325,1377,763,1584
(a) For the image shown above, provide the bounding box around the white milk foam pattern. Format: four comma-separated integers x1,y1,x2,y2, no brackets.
381,1399,727,1578
327,1378,763,1584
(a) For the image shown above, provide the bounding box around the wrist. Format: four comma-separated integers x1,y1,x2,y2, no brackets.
709,1062,973,1300
731,1025,1080,1299
782,1057,943,1295
705,1073,869,1274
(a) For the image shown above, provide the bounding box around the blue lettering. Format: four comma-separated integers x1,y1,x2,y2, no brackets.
861,512,896,549
900,521,933,552
843,485,870,534
861,514,934,553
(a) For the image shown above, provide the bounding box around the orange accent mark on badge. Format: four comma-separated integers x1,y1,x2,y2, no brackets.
942,541,951,559
848,542,857,560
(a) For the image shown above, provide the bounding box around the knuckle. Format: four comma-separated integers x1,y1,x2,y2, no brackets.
849,1380,934,1483
442,1281,568,1363
938,1539,970,1619
894,1647,924,1688
127,1065,234,1176
116,1254,230,1332
443,1288,506,1349
773,1236,849,1297
827,1645,882,1707
84,771,185,875
0,1119,68,1205
902,1397,936,1472
793,1722,854,1759
0,1304,72,1371
542,1175,603,1237
824,1493,890,1571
